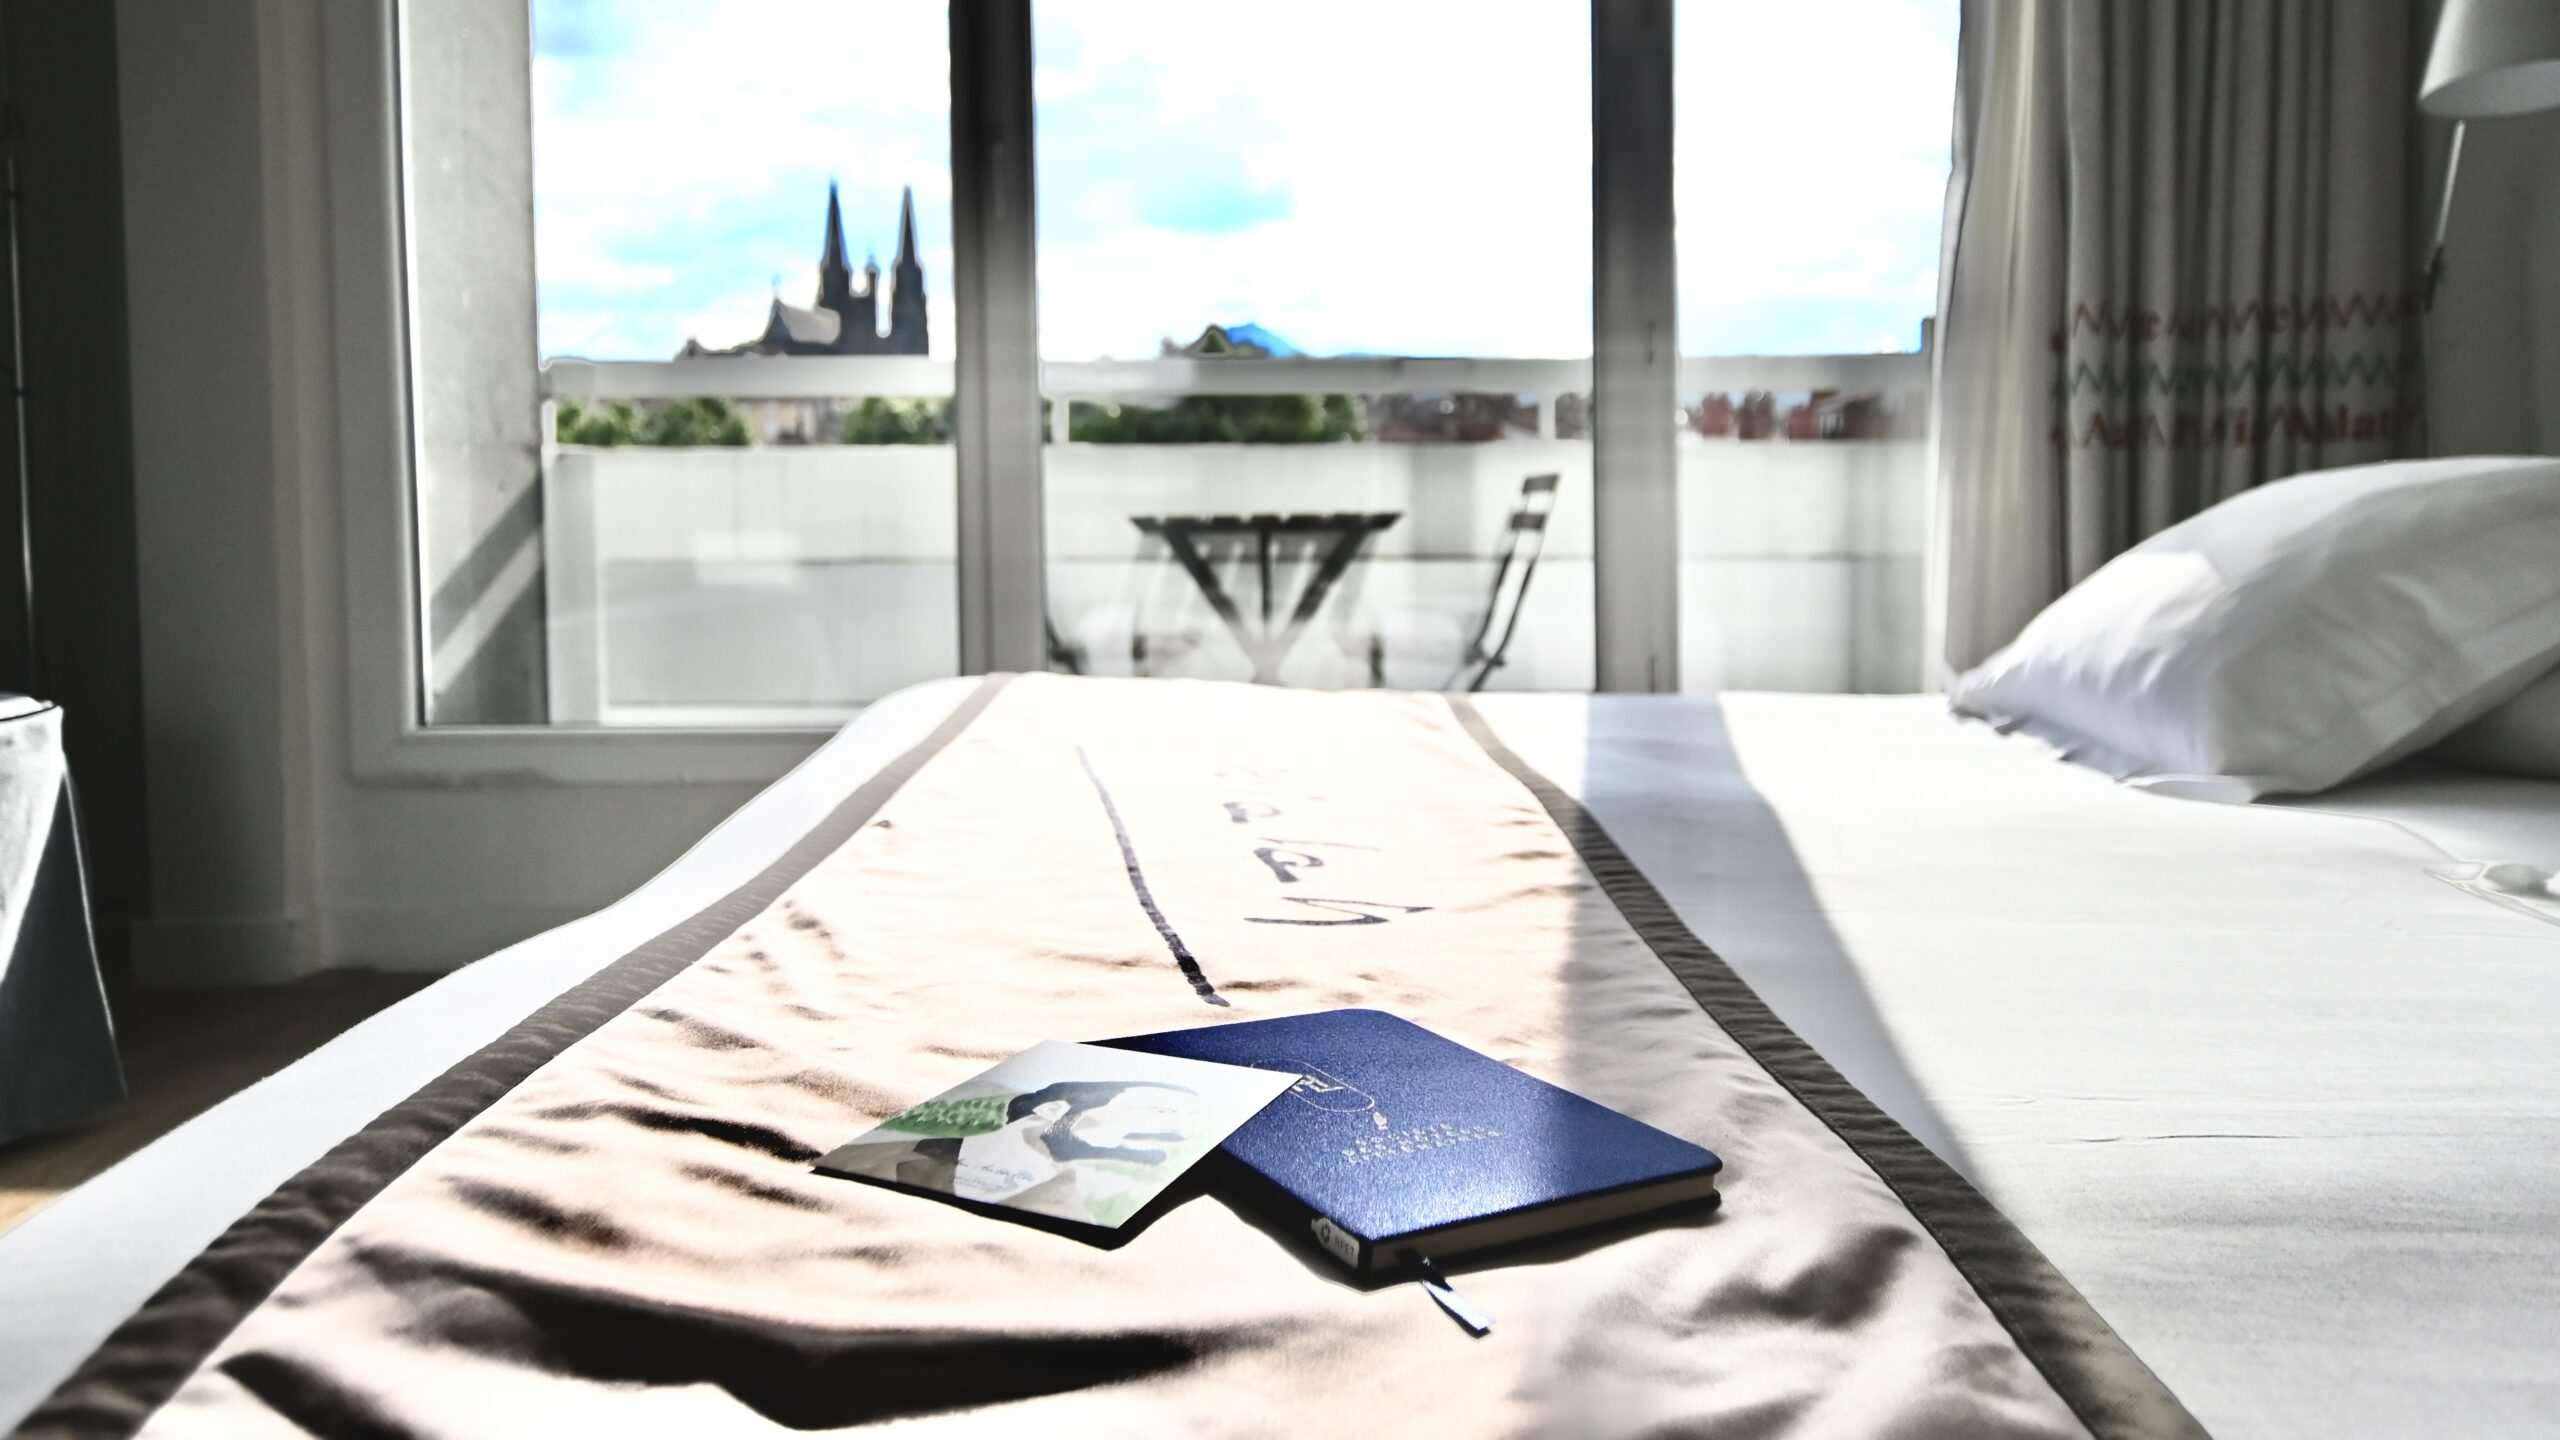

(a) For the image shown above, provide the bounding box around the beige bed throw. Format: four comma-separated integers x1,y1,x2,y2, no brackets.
23,675,2202,1439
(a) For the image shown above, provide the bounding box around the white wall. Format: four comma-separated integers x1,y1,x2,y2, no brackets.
117,0,309,982
2423,106,2560,458
118,0,775,981
406,0,548,723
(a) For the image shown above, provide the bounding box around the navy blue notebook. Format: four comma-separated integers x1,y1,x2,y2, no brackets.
1099,1009,1722,1273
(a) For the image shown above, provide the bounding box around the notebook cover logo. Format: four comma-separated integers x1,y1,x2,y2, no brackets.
1261,1061,1375,1113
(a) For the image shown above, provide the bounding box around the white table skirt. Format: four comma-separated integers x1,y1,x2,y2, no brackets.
0,696,122,1145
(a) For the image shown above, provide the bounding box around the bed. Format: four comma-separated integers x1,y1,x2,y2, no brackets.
3,674,2555,1438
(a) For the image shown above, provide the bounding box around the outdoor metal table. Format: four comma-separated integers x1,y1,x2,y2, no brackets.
1129,511,1401,684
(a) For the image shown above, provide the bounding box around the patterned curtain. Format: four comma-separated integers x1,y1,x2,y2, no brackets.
1929,0,2426,678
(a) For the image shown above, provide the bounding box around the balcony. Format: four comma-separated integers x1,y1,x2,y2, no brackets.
537,353,1928,725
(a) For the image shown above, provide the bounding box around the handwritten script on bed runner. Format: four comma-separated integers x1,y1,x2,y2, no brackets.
1076,742,1436,1005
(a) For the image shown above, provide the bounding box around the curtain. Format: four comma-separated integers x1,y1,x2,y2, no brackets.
1928,0,2424,680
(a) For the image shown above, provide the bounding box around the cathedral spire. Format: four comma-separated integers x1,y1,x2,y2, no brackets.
887,184,929,355
819,181,854,305
894,186,920,273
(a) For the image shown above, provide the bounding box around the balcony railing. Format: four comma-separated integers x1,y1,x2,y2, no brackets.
533,353,1930,724
542,353,1926,405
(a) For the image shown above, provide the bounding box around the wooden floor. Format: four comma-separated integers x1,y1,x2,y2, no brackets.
0,971,435,1236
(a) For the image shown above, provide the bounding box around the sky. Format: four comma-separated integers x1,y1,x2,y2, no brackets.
530,0,1957,363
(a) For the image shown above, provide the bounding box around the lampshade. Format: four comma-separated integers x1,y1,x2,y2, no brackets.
2421,0,2560,119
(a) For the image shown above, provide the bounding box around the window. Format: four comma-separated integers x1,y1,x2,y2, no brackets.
390,1,1959,739
1034,1,1594,692
1672,0,1957,693
409,0,959,726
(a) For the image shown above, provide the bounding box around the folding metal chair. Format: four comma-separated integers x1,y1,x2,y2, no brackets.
1445,473,1561,692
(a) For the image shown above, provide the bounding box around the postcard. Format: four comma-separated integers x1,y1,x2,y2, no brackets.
814,1040,1300,1229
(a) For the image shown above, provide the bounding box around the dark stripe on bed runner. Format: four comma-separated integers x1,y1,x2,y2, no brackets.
1444,696,2207,1440
1073,744,1229,1007
15,675,1016,1440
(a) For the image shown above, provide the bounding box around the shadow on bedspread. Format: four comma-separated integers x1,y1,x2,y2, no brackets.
1543,697,1978,1182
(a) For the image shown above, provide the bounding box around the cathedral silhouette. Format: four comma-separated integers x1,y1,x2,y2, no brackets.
682,183,927,358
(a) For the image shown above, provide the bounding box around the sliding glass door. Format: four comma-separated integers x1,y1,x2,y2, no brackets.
1670,0,1957,694
394,0,1960,730
1033,2,1596,692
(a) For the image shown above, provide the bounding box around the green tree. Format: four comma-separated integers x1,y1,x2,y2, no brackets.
1068,393,1361,445
841,396,954,445
1063,321,1363,443
554,396,750,447
554,398,642,446
642,397,752,446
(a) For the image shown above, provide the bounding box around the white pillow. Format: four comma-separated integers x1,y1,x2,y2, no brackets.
1950,455,2560,799
2433,665,2560,781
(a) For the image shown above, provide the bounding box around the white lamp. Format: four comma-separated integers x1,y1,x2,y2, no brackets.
2420,0,2560,307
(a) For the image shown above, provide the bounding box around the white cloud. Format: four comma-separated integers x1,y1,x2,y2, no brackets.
1026,0,1953,359
532,0,1956,362
532,0,953,357
1033,0,1593,359
534,222,682,296
1671,0,1958,350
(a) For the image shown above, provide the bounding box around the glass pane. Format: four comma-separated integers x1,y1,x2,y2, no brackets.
1673,0,1956,693
405,0,957,726
1033,2,1594,692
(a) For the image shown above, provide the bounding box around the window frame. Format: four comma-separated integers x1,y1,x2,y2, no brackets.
335,0,1680,785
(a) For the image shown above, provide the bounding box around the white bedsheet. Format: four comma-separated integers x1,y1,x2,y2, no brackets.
1476,694,2560,1440
4,685,2555,1437
2293,757,2560,871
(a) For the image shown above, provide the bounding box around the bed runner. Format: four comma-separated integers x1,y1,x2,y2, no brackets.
20,675,2203,1439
